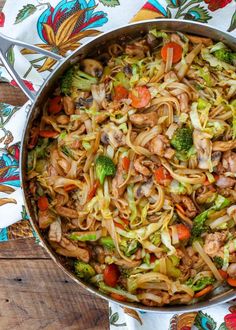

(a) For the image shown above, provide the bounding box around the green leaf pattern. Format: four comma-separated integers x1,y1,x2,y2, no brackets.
14,4,37,24
99,0,120,7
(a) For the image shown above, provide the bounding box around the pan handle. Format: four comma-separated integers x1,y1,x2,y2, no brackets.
0,32,63,102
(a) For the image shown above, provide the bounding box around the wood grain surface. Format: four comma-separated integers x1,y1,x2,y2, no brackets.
0,239,109,330
0,2,110,329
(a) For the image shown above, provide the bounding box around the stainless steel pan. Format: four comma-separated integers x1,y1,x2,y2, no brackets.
1,19,236,313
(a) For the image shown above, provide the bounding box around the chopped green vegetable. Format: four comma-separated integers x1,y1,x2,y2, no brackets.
60,145,75,159
213,49,236,65
213,256,224,269
149,232,161,246
192,195,231,237
186,276,215,292
95,155,116,184
166,257,181,278
61,67,97,95
28,138,49,171
74,261,95,279
99,236,115,249
120,239,139,256
69,232,98,241
99,282,139,302
170,127,193,152
114,72,130,89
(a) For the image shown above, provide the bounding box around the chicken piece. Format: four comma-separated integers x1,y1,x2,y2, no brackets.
216,175,236,188
134,156,151,176
49,219,62,243
187,35,213,46
213,140,236,152
204,232,227,257
125,40,149,59
193,129,212,170
112,160,126,198
147,134,174,159
94,113,108,124
129,112,157,128
177,93,189,113
63,96,75,115
181,196,197,218
140,290,170,307
55,205,78,219
227,263,236,279
114,258,141,268
222,151,236,172
57,237,90,262
38,210,56,229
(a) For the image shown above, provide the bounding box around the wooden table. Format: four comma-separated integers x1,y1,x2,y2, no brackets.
0,2,109,329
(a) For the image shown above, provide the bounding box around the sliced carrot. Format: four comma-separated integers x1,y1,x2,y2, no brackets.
175,224,191,241
204,174,219,186
122,157,130,172
154,166,172,184
39,130,58,138
48,96,62,114
227,277,236,287
114,85,129,101
64,184,77,192
104,264,120,287
129,86,151,109
38,196,49,211
87,180,99,201
110,293,127,302
115,218,129,230
218,269,228,280
161,42,183,63
150,253,157,263
194,285,213,298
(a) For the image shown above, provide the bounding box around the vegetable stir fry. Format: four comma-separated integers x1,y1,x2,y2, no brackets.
27,29,236,307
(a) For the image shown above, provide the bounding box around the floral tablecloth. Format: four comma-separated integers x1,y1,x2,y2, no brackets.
0,0,236,329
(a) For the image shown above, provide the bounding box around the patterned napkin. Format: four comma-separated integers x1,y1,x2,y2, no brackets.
1,0,236,329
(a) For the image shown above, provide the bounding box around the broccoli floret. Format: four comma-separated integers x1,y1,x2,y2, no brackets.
99,236,115,249
186,276,215,292
74,261,95,280
213,256,224,269
95,155,116,184
120,239,139,256
170,127,193,151
213,49,236,65
191,195,231,238
61,67,97,95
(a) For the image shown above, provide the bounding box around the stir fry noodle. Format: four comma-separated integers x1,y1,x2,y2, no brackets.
27,29,236,306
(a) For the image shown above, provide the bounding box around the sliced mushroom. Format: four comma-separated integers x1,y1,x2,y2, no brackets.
129,112,157,128
81,59,103,78
193,129,212,170
103,125,125,148
55,205,78,219
211,151,222,167
91,83,106,107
